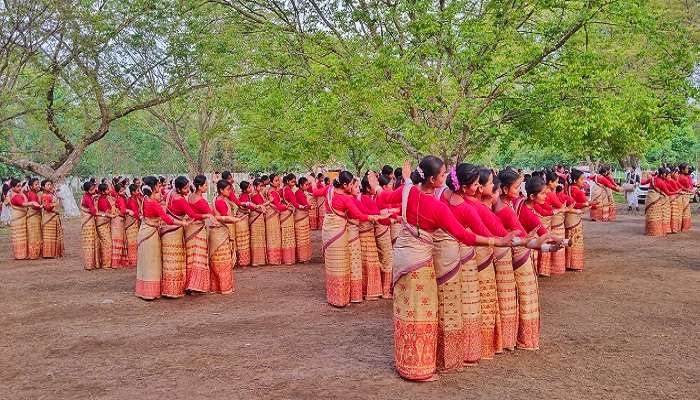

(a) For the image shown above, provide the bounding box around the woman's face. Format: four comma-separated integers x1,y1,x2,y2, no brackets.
350,180,360,196
463,179,480,197
480,173,494,197
244,185,253,194
530,187,547,204
12,183,22,193
505,176,523,198
272,176,281,188
118,186,126,195
44,182,54,192
178,184,190,196
89,185,97,195
302,182,311,192
547,179,557,190
575,175,584,187
255,183,264,193
220,186,231,198
432,165,447,188
152,190,162,202
199,182,208,193
30,181,40,191
287,178,297,188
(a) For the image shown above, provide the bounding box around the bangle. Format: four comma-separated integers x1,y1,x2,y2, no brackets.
541,243,552,252
512,237,522,246
488,237,495,248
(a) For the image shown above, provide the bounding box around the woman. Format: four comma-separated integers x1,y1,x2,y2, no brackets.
110,183,129,268
9,179,36,260
163,176,204,297
135,177,187,300
442,164,509,367
232,181,253,267
373,174,395,298
566,169,590,269
346,179,365,302
678,163,694,232
249,179,268,266
642,168,673,237
473,170,520,353
125,184,142,267
379,158,514,381
40,179,64,259
25,178,42,259
265,173,285,265
80,181,101,269
358,175,385,300
279,174,298,265
313,173,326,230
294,177,313,263
544,171,566,275
308,174,320,230
96,183,114,268
495,170,562,351
530,179,554,277
589,166,620,222
210,180,238,294
314,171,383,307
186,175,215,293
667,169,683,234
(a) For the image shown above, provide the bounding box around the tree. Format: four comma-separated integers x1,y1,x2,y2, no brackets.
209,0,696,165
0,0,203,181
144,85,235,175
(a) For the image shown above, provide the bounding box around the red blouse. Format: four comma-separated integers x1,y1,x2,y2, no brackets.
214,197,230,216
115,194,127,217
168,195,203,220
283,187,300,208
590,175,618,190
314,185,372,221
26,191,41,210
441,194,492,237
471,200,510,237
641,176,674,196
41,193,56,212
378,185,478,245
127,196,140,219
269,189,288,212
189,196,212,215
97,195,112,213
81,193,97,215
532,202,554,217
143,197,174,224
545,190,564,209
226,191,240,206
10,193,27,207
295,189,310,208
678,175,694,190
557,191,574,207
568,186,588,209
251,192,265,205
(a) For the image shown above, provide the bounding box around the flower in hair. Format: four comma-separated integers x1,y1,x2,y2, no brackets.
416,166,425,179
450,167,458,187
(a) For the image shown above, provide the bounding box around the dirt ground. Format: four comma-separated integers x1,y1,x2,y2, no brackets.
1,210,698,400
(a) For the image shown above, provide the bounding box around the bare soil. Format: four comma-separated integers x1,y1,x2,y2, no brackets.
1,210,698,400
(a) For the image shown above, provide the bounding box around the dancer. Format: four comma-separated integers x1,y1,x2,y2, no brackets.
294,176,313,263
380,157,515,382
25,178,42,259
125,184,141,267
185,175,215,293
565,169,590,269
95,183,114,268
40,179,64,259
80,181,101,269
315,171,383,308
249,179,269,266
9,179,35,260
135,177,187,300
210,180,238,294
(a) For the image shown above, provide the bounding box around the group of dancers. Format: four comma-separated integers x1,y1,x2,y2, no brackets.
319,158,604,381
3,177,64,260
73,172,330,299
641,164,697,236
2,158,696,382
